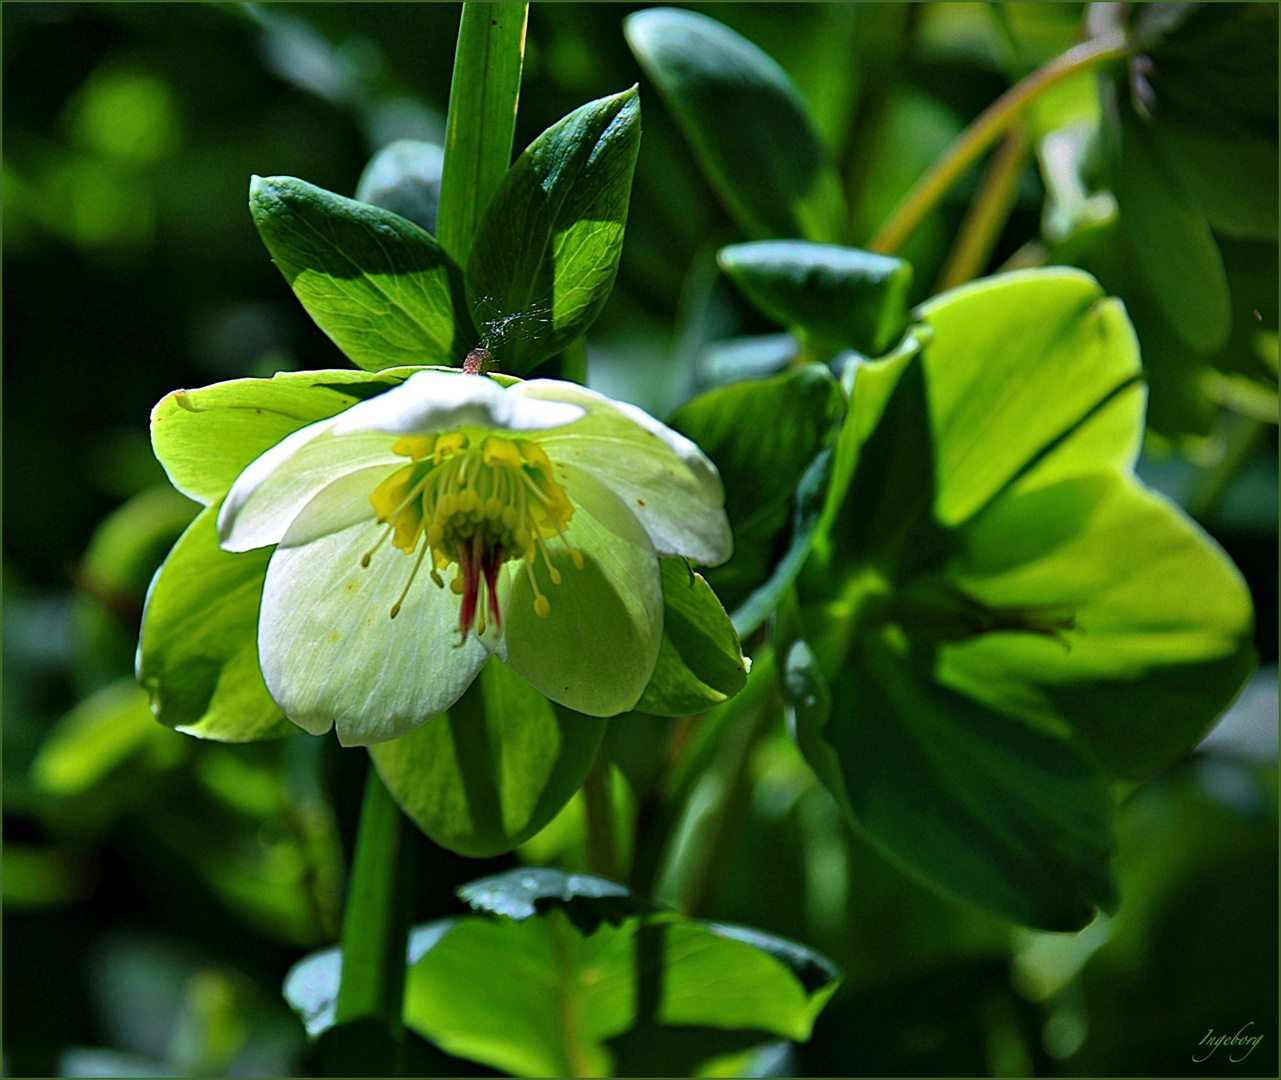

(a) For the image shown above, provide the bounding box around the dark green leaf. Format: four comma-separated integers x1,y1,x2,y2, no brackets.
355,139,444,235
625,7,846,242
634,559,747,717
670,364,845,613
137,505,294,741
369,660,606,858
465,88,641,375
718,241,912,355
815,625,1116,931
250,176,468,371
1106,90,1231,354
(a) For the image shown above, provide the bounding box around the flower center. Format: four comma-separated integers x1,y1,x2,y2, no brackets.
362,432,582,639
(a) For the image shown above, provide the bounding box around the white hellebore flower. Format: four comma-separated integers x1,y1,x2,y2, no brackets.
217,370,732,746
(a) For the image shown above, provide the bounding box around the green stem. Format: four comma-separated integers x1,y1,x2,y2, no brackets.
933,122,1030,293
334,764,417,1044
582,746,616,879
436,2,529,265
868,30,1129,255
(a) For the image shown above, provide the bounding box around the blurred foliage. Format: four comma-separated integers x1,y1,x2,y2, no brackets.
5,3,1275,1077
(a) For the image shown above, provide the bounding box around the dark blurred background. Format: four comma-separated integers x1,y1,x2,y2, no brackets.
4,4,1276,1077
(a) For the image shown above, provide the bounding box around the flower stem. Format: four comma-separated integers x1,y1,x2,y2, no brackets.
933,122,1030,293
867,30,1129,255
333,763,417,1054
436,2,529,264
582,746,616,879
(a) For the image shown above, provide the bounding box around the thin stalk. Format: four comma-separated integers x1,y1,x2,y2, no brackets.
934,122,1030,293
334,764,417,1045
436,2,529,264
868,30,1129,255
582,747,616,879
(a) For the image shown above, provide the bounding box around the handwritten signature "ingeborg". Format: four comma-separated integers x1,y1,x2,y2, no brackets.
1193,1023,1265,1063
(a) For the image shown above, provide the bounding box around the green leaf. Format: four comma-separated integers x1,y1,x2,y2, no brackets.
250,176,468,371
793,268,1255,929
403,872,841,1077
369,660,606,858
718,242,912,355
625,7,846,242
813,624,1117,931
670,363,845,612
137,505,294,742
464,87,642,375
634,559,747,718
939,473,1256,780
435,2,528,262
1107,102,1232,355
286,870,840,1077
151,366,423,506
914,269,1143,528
355,139,444,235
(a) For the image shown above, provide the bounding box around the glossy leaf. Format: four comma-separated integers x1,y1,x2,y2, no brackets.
151,366,423,506
286,870,840,1077
634,558,747,717
670,363,844,613
404,872,841,1078
137,505,294,741
625,7,846,242
718,241,912,355
465,88,641,375
369,660,607,858
250,176,467,371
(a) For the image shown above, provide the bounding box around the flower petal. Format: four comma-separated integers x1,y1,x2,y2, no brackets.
501,507,663,717
218,420,403,552
259,517,488,746
513,380,733,566
331,369,583,437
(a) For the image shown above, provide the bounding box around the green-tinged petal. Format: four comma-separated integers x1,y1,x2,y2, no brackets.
502,508,663,717
515,381,732,566
137,505,293,742
217,423,402,552
332,369,582,437
150,367,423,506
258,518,489,745
914,269,1142,528
939,473,1255,779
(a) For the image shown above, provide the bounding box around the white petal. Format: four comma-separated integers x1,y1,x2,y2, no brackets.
218,420,404,552
513,380,732,566
259,517,488,746
331,369,583,437
501,508,663,717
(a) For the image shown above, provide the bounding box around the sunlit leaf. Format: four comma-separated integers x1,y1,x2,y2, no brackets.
251,176,468,371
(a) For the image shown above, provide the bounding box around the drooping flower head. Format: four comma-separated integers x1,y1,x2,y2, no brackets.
218,370,732,745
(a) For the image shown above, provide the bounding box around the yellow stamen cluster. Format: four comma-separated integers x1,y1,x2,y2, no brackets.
363,431,583,629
